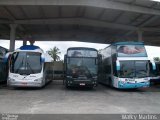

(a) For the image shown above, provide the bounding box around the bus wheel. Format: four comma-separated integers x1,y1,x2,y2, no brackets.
65,82,70,89
90,86,94,89
66,85,70,89
109,77,112,86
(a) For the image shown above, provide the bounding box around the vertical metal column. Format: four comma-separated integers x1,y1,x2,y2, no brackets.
23,40,27,46
137,30,143,42
9,24,17,51
23,37,27,46
29,40,35,45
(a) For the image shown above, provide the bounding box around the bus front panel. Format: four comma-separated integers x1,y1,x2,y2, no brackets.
66,57,98,87
114,60,150,89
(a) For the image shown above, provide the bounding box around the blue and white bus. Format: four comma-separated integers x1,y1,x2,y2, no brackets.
98,42,150,89
64,47,98,88
7,45,53,88
0,46,8,83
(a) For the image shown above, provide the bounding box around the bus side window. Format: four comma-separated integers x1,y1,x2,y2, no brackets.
64,54,70,64
95,58,98,65
149,62,155,71
67,58,70,64
149,62,154,76
64,55,67,63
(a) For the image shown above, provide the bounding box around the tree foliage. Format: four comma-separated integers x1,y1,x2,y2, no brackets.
47,47,61,61
154,57,160,62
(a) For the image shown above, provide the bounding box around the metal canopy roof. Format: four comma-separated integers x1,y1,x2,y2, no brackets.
0,0,160,46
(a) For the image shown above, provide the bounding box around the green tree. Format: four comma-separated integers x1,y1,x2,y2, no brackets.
154,57,160,62
47,47,61,61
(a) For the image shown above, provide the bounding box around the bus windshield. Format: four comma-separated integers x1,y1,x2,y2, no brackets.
68,49,97,57
67,58,97,78
10,52,42,75
119,61,148,78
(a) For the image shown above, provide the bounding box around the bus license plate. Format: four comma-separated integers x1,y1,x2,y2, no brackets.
128,79,134,82
80,83,85,86
21,82,27,85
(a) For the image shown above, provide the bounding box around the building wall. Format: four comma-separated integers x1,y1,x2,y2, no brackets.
52,61,64,80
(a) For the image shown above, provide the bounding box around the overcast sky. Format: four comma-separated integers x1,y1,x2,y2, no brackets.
0,40,160,60
0,40,107,59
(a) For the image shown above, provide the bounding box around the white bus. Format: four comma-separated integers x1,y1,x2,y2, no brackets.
7,45,53,88
98,42,150,89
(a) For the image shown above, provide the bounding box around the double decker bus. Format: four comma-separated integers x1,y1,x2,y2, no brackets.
0,46,8,83
64,47,98,88
98,42,150,89
7,45,53,88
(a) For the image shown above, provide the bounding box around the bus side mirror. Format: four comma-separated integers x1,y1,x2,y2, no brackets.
95,58,98,65
41,55,45,63
3,52,12,63
98,54,102,63
67,58,70,64
151,60,156,70
116,61,120,71
64,55,67,63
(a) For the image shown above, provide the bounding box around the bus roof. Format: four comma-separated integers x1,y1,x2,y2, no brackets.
14,45,44,53
102,41,145,50
19,45,41,50
112,41,144,45
67,47,97,51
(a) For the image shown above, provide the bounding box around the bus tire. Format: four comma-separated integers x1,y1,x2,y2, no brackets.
65,84,70,89
109,77,112,86
89,86,94,89
65,81,69,89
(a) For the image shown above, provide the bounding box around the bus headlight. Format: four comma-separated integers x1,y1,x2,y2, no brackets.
34,78,43,82
93,76,97,80
144,78,149,81
8,77,15,82
119,81,126,85
67,76,72,78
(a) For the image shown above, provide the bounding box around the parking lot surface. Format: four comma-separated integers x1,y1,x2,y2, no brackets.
0,80,160,114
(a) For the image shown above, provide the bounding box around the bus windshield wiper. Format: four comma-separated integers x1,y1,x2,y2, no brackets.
15,57,24,73
136,70,147,77
26,59,35,74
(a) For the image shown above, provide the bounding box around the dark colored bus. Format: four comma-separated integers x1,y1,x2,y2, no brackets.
0,46,8,83
64,47,98,88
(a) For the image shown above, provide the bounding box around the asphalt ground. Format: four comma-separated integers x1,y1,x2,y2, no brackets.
0,80,160,115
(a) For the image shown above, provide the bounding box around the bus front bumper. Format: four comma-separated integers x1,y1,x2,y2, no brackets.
66,79,97,87
7,80,43,87
150,77,160,83
118,81,150,89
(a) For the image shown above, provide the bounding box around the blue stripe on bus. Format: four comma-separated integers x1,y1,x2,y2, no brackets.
118,81,150,89
41,57,45,62
112,42,144,45
20,45,40,50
